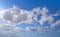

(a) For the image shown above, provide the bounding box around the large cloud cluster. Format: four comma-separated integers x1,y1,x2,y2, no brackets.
0,5,60,37
2,6,33,24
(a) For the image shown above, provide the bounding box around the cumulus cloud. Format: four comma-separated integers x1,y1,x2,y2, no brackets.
0,24,24,37
0,10,7,18
53,13,60,16
0,5,59,28
2,5,33,25
0,25,22,32
41,7,48,15
51,20,60,28
0,5,60,37
1,6,53,26
31,7,54,25
39,15,54,24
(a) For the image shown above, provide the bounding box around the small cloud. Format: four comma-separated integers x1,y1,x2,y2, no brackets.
51,20,60,28
41,7,49,15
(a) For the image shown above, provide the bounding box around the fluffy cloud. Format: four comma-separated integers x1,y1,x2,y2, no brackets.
39,15,54,25
2,5,33,25
51,20,60,28
0,24,24,37
1,6,53,25
0,6,33,37
0,5,60,37
0,10,7,18
0,5,59,29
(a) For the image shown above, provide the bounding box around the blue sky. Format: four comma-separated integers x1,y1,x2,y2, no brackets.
0,0,60,10
0,0,60,37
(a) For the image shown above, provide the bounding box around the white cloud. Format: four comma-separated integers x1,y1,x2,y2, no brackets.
37,27,51,32
2,5,33,25
0,24,23,32
51,20,60,28
32,7,41,15
0,5,36,37
52,9,60,16
39,13,54,25
39,15,47,24
0,10,7,18
31,7,52,25
32,7,48,16
0,5,60,37
25,27,31,31
0,24,24,37
53,13,60,16
0,6,53,26
25,26,52,32
41,7,48,15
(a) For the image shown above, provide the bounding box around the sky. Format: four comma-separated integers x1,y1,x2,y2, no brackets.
0,0,60,37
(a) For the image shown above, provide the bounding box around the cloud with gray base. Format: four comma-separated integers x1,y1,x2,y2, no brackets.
1,5,60,30
0,5,60,37
2,5,33,24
